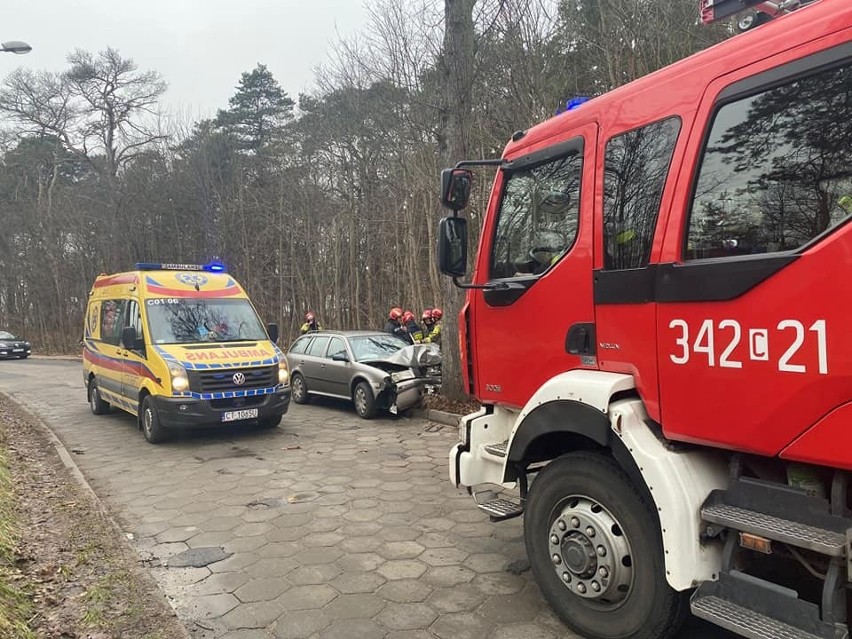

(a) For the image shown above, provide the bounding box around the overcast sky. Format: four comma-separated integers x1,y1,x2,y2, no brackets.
2,0,367,119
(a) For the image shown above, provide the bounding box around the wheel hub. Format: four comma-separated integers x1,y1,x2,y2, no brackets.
548,495,633,603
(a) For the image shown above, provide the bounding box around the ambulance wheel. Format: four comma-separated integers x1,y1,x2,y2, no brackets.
88,378,110,415
524,452,687,639
140,396,167,444
291,374,310,404
353,381,377,419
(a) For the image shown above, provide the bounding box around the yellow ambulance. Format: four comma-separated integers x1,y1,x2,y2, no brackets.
83,262,291,443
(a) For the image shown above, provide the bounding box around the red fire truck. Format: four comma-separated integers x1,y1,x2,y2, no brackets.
438,1,852,637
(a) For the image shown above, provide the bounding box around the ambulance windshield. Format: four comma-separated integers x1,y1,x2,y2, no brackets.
146,298,268,344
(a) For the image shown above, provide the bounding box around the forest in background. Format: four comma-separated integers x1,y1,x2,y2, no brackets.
0,0,727,359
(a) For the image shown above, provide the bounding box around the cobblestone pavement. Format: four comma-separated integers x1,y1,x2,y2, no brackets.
0,360,730,638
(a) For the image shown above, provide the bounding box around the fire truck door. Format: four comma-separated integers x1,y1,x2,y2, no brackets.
471,123,597,409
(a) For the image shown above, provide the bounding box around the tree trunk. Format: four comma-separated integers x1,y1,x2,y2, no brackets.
438,0,476,401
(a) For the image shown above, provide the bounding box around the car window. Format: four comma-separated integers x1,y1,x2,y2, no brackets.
289,337,311,355
349,335,408,362
0,331,14,340
100,299,127,346
306,336,330,357
327,337,346,360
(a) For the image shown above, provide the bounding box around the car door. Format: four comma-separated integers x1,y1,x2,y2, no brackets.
97,298,128,407
302,335,331,394
322,336,352,398
120,299,148,415
471,124,597,408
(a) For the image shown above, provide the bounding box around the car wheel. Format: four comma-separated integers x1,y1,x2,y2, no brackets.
524,452,687,639
353,381,377,419
259,415,281,429
88,379,110,415
140,396,167,444
291,373,310,404
18,354,29,359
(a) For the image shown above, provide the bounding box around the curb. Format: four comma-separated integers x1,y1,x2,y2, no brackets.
0,393,193,639
411,408,461,427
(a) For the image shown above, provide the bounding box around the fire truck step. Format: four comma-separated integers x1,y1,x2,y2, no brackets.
702,503,845,555
483,440,508,457
690,571,845,639
476,497,524,521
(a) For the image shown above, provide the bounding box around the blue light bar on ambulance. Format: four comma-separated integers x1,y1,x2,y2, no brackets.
205,259,226,273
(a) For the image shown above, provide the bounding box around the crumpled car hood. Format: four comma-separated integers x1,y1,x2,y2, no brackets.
362,343,441,368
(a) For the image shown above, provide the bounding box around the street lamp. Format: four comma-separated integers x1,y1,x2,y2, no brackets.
1,41,32,55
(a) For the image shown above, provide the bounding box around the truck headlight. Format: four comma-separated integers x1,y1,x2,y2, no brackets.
278,361,290,386
167,360,189,392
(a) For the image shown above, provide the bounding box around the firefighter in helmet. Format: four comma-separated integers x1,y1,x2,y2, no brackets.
402,311,423,344
384,307,407,340
423,308,443,345
300,311,323,335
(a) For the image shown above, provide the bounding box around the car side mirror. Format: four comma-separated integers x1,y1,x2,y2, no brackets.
121,326,138,351
331,352,349,362
267,322,279,344
437,216,468,277
440,168,473,211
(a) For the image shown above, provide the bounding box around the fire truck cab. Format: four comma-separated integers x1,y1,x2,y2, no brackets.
438,1,852,637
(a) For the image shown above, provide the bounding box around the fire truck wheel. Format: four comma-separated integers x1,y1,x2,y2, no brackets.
525,452,687,639
353,381,377,419
88,378,110,415
291,373,310,404
140,396,167,444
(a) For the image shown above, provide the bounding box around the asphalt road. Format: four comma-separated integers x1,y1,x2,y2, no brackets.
0,358,734,639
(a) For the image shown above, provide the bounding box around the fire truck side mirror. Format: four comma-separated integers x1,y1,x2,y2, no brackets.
437,216,468,278
441,168,473,211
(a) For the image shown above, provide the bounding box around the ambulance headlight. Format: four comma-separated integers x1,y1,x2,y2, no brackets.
167,360,189,392
278,361,290,386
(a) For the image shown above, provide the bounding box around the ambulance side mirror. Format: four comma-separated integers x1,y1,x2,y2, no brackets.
121,326,138,351
267,322,279,344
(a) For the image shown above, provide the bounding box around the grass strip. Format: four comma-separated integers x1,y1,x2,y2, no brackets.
0,440,35,639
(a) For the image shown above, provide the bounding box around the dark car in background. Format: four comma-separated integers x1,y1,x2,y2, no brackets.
286,330,441,419
0,331,31,359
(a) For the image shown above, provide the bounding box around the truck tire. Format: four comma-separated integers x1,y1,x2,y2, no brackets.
88,378,110,415
140,396,167,444
524,452,687,639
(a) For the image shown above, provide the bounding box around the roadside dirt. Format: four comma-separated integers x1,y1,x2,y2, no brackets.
0,395,187,639
422,393,480,416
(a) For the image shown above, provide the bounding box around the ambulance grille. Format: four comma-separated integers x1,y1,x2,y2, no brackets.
195,366,276,392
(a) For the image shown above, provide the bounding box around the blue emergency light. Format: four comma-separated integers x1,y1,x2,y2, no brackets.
555,96,591,115
134,260,228,273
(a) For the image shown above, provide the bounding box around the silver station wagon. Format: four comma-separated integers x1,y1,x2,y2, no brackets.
286,330,441,419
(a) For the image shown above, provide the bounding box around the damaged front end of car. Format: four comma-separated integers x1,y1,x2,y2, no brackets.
363,344,442,414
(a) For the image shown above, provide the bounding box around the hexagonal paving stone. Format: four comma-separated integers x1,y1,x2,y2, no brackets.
302,532,344,547
260,542,299,558
431,611,493,639
209,553,260,574
377,541,425,560
224,536,269,554
379,527,421,542
234,576,290,603
221,600,285,629
245,556,299,579
329,571,387,594
427,584,486,613
478,593,542,624
377,560,427,581
279,584,337,611
286,564,342,585
384,632,434,639
189,592,240,618
315,619,384,639
233,521,275,537
324,593,385,619
493,622,559,639
376,603,438,631
205,516,244,532
271,609,332,639
376,579,433,603
338,536,382,554
472,572,527,595
420,547,468,567
295,548,342,565
424,565,475,587
463,552,511,573
191,571,250,596
336,553,384,572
